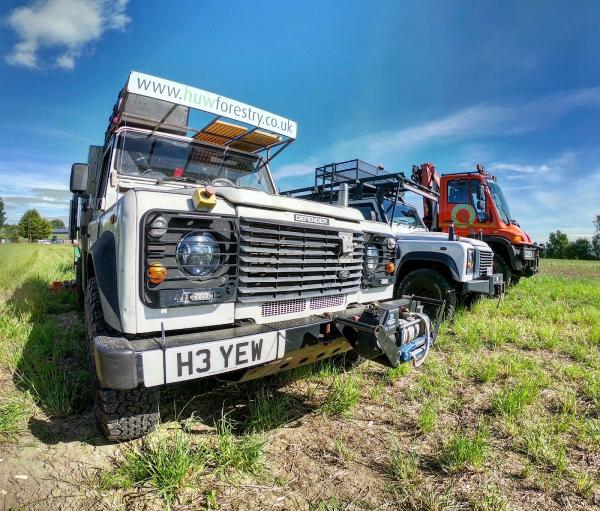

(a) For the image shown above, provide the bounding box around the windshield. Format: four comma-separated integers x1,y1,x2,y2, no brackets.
114,130,274,194
486,179,512,224
383,200,426,228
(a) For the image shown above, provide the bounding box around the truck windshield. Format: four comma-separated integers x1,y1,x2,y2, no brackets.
486,179,512,224
383,200,426,228
114,130,274,193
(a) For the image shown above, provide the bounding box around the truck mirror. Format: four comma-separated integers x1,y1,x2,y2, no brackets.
70,163,89,193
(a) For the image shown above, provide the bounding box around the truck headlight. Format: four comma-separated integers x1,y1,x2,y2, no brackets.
176,232,220,277
365,245,379,271
523,248,536,259
466,248,474,273
387,237,397,250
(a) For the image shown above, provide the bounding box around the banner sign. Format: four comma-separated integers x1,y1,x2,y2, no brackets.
127,71,297,138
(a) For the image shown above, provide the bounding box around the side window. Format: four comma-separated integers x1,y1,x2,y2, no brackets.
447,179,469,204
470,180,487,222
96,144,113,199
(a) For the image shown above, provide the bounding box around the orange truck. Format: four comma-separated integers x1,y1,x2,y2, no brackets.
412,163,541,285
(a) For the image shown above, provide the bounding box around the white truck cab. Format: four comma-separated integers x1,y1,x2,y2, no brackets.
284,159,505,318
69,73,438,441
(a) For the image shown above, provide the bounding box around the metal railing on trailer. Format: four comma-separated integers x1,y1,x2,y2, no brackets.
282,159,439,225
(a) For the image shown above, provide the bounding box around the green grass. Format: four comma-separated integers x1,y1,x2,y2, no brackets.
384,363,410,385
473,484,509,511
103,417,265,508
1,248,600,508
417,399,438,433
492,379,541,417
0,392,35,441
389,447,419,480
321,373,362,417
520,421,568,474
244,387,294,432
440,422,489,472
206,415,266,474
102,429,203,510
0,245,86,422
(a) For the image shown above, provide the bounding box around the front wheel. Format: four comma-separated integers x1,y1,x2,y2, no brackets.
85,277,160,441
396,268,457,321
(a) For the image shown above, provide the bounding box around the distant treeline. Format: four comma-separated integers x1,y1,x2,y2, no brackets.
543,214,600,260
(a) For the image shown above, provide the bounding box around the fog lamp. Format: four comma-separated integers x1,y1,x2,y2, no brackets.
147,262,167,284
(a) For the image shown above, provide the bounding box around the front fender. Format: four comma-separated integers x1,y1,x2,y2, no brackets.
398,251,461,281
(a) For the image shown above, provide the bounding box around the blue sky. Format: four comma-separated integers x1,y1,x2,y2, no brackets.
1,0,599,241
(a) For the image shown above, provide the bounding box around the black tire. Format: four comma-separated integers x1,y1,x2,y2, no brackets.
493,254,513,287
396,268,457,321
85,278,159,441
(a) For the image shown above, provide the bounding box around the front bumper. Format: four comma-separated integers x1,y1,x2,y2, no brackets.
463,273,505,296
515,245,540,276
93,300,407,390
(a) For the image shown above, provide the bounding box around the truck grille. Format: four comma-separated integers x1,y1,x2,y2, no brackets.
478,250,494,276
238,218,364,303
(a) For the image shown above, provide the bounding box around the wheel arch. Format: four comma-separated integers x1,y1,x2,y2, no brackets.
484,236,517,270
397,252,461,283
89,231,122,332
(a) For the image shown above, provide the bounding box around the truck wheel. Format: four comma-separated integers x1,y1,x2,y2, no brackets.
85,277,159,441
493,254,513,286
396,269,457,320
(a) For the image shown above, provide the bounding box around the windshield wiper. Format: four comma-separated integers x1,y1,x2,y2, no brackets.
159,175,204,185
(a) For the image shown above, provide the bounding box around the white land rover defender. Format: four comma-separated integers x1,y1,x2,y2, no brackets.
68,73,438,441
284,159,504,318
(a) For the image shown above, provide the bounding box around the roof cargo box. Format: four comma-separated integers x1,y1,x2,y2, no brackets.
105,91,190,143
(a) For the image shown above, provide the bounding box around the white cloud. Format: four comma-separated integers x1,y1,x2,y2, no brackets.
488,152,578,176
274,86,600,183
5,0,130,70
0,157,71,223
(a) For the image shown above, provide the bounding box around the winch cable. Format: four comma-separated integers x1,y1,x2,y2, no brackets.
411,312,431,368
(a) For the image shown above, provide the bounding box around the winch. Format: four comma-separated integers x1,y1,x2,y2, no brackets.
334,297,442,368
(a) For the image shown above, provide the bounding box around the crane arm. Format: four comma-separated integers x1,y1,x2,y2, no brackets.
411,163,441,231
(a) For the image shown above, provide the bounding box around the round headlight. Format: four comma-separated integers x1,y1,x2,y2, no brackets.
386,236,397,250
365,245,379,271
176,232,220,277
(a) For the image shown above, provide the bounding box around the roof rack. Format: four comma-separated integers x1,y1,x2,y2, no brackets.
106,71,297,167
284,159,439,204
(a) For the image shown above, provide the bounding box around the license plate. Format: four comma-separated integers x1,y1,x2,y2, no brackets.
142,331,284,386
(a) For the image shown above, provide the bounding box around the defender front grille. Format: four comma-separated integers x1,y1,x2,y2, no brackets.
238,218,364,303
478,250,493,276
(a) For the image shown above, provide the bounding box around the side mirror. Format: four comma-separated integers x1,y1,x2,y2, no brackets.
70,163,89,193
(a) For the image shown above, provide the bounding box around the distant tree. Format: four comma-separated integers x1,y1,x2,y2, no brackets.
1,224,19,242
0,197,6,230
565,238,593,260
594,213,600,235
50,218,66,229
17,209,52,241
592,234,600,260
545,230,570,259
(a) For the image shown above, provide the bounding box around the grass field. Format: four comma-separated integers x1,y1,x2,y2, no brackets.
0,244,599,510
